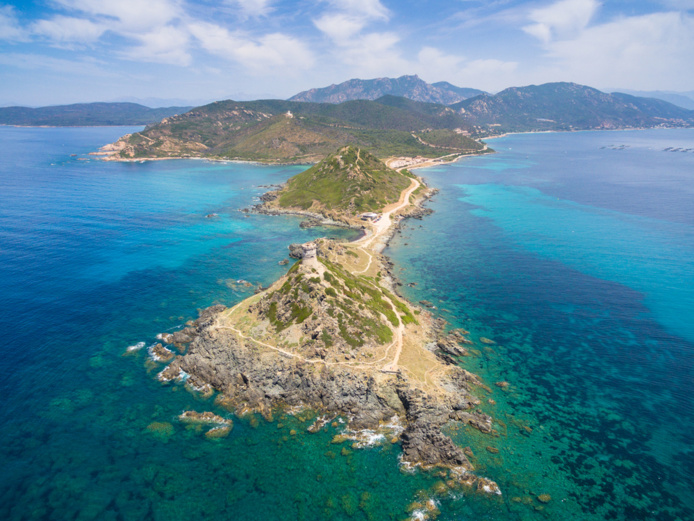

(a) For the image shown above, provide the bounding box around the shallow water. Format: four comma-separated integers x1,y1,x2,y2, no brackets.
1,126,693,520
387,129,694,520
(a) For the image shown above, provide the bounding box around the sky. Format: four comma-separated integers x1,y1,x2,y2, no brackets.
0,0,693,106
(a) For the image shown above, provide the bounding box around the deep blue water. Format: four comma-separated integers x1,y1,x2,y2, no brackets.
387,129,694,520
1,126,693,520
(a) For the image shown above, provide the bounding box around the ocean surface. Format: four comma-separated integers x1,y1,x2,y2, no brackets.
0,126,692,520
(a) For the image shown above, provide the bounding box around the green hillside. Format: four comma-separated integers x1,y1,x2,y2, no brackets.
110,98,482,162
452,82,694,133
104,81,693,162
277,146,411,214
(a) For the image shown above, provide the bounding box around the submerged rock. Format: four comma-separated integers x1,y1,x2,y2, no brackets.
145,422,174,442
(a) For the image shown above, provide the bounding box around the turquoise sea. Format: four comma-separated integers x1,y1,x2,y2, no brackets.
1,126,692,520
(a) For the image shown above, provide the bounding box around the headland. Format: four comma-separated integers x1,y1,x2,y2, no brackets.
151,146,502,495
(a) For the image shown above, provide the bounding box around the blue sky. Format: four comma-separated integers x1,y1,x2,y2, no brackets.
1,0,693,106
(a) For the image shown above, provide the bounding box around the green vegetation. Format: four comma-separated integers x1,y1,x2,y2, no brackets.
259,256,405,348
414,129,483,152
102,82,692,158
107,96,490,162
382,288,418,325
320,257,399,328
278,146,410,215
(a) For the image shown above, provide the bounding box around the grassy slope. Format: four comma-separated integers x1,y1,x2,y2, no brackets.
278,146,411,214
114,98,482,161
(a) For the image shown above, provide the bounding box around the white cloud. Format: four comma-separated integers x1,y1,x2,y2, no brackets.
32,16,106,45
416,47,464,75
189,22,314,73
458,58,518,81
54,0,182,32
523,0,600,43
313,0,402,76
313,0,390,43
313,13,368,43
122,24,191,65
229,0,274,18
542,12,694,89
0,5,28,41
339,32,406,74
414,48,517,91
524,7,694,90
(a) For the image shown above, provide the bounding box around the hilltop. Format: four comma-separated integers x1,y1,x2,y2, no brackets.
271,146,412,217
0,102,191,127
290,74,485,105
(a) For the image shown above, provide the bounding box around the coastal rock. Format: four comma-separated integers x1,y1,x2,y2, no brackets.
288,243,304,259
400,421,472,469
259,190,279,203
163,301,490,470
149,343,174,362
401,206,434,220
178,410,232,425
299,219,322,229
477,477,502,495
436,337,468,357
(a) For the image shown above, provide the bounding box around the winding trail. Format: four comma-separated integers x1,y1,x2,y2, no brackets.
215,297,401,370
352,176,420,372
216,176,421,374
355,177,420,251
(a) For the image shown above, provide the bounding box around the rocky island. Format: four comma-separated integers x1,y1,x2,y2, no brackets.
155,146,501,494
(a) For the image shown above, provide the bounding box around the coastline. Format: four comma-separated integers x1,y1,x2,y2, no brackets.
151,161,501,493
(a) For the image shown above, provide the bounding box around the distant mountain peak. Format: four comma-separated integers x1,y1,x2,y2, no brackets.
289,75,486,105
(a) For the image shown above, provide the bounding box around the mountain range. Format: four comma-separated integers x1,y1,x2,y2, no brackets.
101,81,693,163
289,75,485,105
450,82,693,132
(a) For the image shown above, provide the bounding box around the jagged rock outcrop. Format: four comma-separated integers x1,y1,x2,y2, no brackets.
158,300,491,470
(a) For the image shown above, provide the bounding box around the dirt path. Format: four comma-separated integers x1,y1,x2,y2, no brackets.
355,177,419,251
352,178,419,371
217,177,420,374
214,299,401,370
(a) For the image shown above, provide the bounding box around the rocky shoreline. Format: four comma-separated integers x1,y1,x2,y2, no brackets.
159,314,492,468
148,173,504,494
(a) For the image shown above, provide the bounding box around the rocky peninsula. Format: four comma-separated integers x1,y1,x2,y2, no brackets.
155,147,500,493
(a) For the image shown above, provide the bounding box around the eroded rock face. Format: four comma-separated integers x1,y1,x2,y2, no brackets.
159,305,489,470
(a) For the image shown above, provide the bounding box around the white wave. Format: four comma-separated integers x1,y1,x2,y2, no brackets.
126,341,145,352
148,343,173,362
